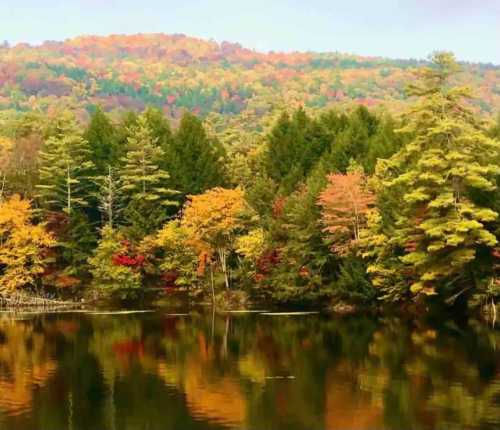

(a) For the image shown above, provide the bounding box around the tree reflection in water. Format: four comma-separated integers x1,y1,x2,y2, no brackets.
0,311,498,430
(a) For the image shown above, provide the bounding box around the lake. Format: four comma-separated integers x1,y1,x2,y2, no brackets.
0,309,499,430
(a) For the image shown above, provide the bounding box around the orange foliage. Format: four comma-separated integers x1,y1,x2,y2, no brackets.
318,172,375,254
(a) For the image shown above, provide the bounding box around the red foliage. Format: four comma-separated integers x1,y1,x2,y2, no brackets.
44,211,70,237
161,270,179,288
112,254,145,267
112,340,144,357
255,249,281,281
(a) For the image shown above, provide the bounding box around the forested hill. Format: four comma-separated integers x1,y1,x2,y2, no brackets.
1,33,499,130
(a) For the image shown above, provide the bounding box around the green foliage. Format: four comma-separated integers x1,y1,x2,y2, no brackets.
333,256,377,304
264,162,334,303
88,226,142,291
370,52,500,301
142,106,174,151
119,113,178,236
37,111,94,214
264,108,329,194
166,112,226,198
84,106,120,174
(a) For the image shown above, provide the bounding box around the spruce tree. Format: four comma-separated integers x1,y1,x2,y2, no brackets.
167,112,226,197
84,106,119,174
142,107,173,153
264,108,328,194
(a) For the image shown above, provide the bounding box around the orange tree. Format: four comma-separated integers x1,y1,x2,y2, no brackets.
318,171,375,255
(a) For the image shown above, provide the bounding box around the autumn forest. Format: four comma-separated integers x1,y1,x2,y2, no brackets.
0,35,500,318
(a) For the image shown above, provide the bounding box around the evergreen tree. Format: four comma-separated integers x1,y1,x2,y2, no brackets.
84,107,119,174
167,112,226,197
371,52,500,301
264,108,329,194
326,106,379,174
266,159,334,302
490,113,500,140
142,107,173,153
119,113,177,237
37,111,94,215
115,111,139,153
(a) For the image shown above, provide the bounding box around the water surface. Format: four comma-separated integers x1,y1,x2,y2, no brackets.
0,310,499,430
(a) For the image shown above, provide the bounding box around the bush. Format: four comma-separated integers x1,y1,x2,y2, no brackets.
88,226,142,294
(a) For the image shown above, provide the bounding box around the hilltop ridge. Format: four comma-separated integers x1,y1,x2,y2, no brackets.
0,33,499,131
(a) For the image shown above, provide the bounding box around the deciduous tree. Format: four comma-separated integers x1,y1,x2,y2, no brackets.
318,169,375,255
0,195,55,292
181,187,247,289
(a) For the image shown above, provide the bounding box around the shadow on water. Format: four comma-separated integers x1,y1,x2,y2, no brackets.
0,310,499,430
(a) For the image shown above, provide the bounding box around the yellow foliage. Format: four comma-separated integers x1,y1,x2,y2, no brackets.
235,228,265,261
181,187,247,250
0,195,55,292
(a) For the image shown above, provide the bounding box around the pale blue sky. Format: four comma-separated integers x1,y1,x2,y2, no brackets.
1,0,499,64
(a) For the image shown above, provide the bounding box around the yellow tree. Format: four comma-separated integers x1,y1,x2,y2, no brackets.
181,188,247,290
0,195,55,293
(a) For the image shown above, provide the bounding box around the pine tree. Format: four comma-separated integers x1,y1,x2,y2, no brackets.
167,112,226,197
374,52,500,300
37,111,94,215
119,113,177,237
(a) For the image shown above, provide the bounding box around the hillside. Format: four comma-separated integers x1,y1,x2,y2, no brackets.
0,33,499,133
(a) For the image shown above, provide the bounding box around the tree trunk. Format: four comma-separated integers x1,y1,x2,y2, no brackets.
218,248,230,289
66,166,72,215
209,262,216,305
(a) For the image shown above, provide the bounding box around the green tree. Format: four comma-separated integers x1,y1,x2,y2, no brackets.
84,107,120,174
372,52,500,302
36,111,94,215
119,113,177,237
264,108,329,194
142,107,173,153
265,161,334,302
490,113,500,140
167,112,226,197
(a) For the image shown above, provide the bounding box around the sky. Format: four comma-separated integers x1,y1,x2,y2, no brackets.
1,0,499,64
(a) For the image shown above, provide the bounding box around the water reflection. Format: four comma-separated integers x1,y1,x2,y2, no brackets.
0,311,499,430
